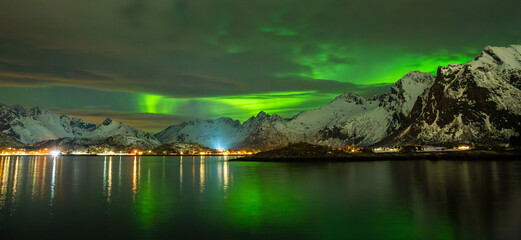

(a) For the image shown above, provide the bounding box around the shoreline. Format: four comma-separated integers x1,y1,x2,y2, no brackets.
0,154,249,157
3,151,521,161
229,150,521,162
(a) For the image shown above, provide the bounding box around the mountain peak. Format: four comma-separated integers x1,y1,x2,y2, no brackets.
102,118,113,125
472,45,521,69
256,111,269,118
333,92,365,104
394,71,435,86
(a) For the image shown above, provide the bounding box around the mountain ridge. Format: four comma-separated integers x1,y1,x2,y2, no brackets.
2,44,521,150
0,104,160,149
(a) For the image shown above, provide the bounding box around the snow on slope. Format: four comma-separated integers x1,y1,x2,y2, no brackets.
390,45,521,145
469,45,521,114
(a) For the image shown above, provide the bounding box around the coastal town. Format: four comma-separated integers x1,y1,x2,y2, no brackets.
0,144,475,157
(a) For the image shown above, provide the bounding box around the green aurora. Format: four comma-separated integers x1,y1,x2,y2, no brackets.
136,48,477,121
138,91,340,120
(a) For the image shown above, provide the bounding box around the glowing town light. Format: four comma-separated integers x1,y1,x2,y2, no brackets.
50,150,60,157
458,146,471,150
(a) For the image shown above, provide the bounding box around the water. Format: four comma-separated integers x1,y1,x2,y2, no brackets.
0,156,520,240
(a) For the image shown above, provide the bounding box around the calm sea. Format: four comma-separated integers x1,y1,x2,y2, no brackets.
0,156,520,239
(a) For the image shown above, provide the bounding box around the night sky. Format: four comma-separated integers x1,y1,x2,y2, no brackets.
0,0,519,132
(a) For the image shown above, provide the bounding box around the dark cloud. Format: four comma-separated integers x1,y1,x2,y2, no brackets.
0,38,366,97
0,59,111,83
0,87,140,112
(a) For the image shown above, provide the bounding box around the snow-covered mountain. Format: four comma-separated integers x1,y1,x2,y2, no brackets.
0,104,160,148
0,104,94,144
387,45,521,146
268,71,435,147
156,71,436,149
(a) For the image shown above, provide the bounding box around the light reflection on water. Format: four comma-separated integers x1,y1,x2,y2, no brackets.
0,156,520,239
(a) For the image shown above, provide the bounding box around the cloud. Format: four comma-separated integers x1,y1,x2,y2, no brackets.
0,38,382,98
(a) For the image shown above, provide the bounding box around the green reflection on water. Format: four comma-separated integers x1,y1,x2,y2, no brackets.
125,159,459,239
0,156,519,239
134,158,178,232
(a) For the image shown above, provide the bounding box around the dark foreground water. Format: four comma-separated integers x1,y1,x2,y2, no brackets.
0,156,520,240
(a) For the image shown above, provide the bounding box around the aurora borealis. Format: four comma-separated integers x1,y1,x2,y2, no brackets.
0,0,520,131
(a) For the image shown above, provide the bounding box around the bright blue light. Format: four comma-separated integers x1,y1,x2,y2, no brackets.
50,150,60,157
213,141,226,151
